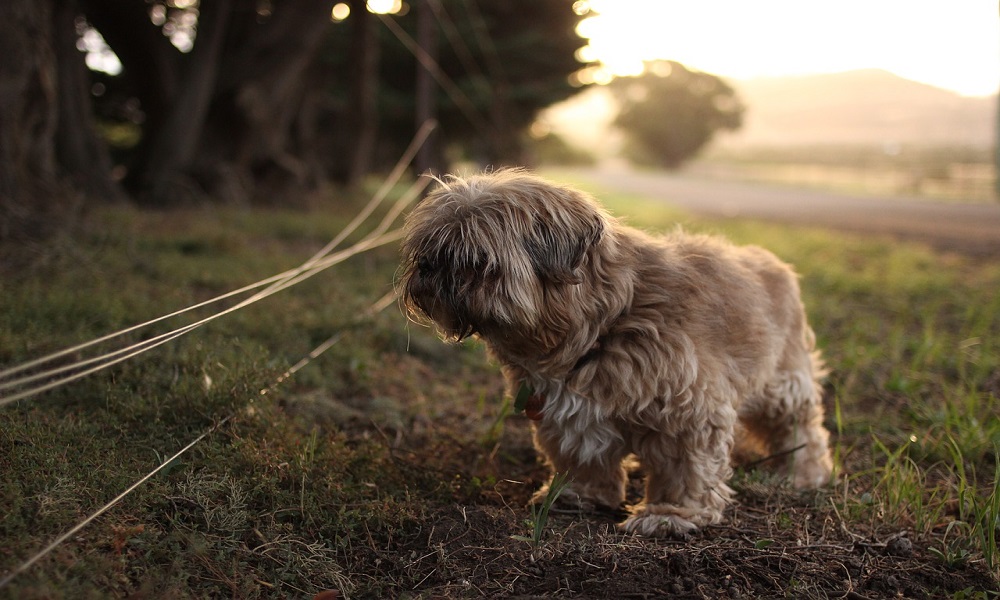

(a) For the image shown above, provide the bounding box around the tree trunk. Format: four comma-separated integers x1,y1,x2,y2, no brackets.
194,0,333,203
347,0,380,188
83,0,333,205
139,0,233,203
414,0,441,175
81,0,180,191
0,0,65,240
53,0,121,202
108,0,332,205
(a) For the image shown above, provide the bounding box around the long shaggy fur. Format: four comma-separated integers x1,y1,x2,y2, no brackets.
399,169,833,536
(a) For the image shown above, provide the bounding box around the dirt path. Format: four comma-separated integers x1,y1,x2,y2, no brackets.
562,165,1000,258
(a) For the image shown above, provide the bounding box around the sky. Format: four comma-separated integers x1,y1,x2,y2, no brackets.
574,0,999,97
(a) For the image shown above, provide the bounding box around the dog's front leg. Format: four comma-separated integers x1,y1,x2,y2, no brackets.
622,399,737,537
530,410,628,511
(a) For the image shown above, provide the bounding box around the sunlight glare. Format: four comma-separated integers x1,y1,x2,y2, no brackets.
572,1,591,16
172,31,194,53
367,0,402,15
150,4,167,26
529,121,551,139
79,27,122,76
577,0,1000,95
574,46,598,64
331,3,350,21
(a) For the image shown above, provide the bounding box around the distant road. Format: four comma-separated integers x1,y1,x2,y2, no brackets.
561,166,1000,258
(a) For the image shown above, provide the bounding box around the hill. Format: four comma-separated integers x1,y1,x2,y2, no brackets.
719,69,995,148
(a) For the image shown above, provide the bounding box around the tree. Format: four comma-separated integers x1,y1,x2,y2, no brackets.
0,0,61,240
344,0,380,187
0,0,120,241
83,0,336,205
611,61,743,169
1,0,588,238
453,0,586,164
328,0,586,171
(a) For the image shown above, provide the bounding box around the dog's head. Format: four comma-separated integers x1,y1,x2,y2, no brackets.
399,169,608,342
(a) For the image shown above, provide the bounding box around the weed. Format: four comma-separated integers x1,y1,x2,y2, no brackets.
929,521,975,570
910,389,1000,467
949,441,1000,575
512,471,571,549
482,393,514,448
866,435,948,536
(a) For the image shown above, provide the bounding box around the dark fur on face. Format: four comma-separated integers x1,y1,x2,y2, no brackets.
399,169,606,342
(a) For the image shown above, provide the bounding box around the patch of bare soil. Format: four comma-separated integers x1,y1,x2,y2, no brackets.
372,424,995,599
295,350,997,599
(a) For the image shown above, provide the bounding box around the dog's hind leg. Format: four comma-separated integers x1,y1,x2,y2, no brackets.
739,353,833,489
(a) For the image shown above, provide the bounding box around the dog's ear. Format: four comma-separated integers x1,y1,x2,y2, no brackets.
525,197,606,285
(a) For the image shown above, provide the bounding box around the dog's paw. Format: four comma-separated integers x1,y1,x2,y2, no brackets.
791,458,833,490
619,511,699,538
619,502,724,538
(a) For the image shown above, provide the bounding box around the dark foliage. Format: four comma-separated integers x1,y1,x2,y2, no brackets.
320,0,588,177
0,0,588,222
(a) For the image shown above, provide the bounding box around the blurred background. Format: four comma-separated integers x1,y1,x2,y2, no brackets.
542,0,998,204
2,0,997,241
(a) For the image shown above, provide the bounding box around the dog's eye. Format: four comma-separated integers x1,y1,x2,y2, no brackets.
417,258,435,275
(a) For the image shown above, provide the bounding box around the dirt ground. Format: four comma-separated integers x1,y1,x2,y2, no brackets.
299,358,999,599
342,430,998,599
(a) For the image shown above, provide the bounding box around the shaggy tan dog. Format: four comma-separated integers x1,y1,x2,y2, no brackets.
399,169,833,536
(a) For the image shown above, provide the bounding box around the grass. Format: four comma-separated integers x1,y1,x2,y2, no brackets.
698,143,996,203
511,471,571,550
1,174,999,597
